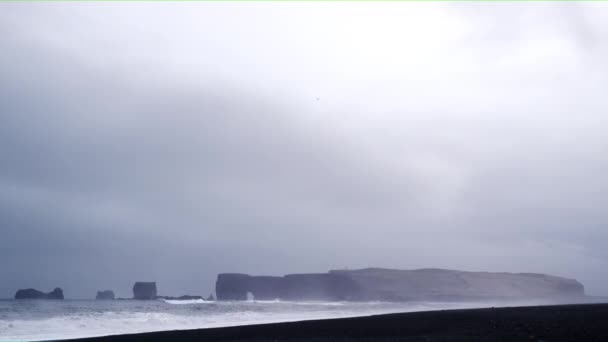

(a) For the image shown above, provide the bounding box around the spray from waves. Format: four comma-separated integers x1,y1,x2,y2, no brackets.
250,300,347,306
0,300,521,341
162,299,211,305
162,299,347,306
1,307,365,341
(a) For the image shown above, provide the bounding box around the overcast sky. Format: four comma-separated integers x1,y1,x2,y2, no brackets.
1,2,608,299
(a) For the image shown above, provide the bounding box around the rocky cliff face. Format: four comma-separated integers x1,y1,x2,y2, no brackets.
132,282,157,300
216,273,359,301
216,272,360,301
96,290,115,300
216,268,584,302
15,288,64,300
216,274,251,300
331,268,584,301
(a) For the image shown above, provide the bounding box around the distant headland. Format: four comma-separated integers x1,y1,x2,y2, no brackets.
13,267,584,301
216,268,584,302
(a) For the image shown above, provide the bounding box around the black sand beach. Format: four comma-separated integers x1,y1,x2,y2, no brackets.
67,303,608,341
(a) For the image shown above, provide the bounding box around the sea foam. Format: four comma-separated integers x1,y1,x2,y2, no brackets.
0,299,544,341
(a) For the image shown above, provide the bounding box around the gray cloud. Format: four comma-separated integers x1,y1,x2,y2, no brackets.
1,2,608,298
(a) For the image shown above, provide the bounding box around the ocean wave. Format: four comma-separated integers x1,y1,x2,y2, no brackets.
249,300,346,306
0,300,498,341
162,299,212,305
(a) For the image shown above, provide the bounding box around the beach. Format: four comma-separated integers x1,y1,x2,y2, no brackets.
66,303,608,341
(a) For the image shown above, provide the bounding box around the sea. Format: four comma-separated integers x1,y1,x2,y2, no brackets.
0,298,595,341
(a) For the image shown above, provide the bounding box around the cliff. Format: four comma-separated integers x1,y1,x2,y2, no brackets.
132,282,157,300
15,287,64,300
331,268,584,301
216,268,584,301
215,272,360,301
96,290,115,300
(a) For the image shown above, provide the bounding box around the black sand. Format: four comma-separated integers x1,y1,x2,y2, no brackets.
65,303,608,341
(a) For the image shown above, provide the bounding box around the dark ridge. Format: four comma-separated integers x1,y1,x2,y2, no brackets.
96,290,115,300
15,288,64,300
132,282,157,300
157,295,203,300
216,268,584,302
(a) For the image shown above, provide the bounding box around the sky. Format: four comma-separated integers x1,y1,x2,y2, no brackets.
1,2,608,299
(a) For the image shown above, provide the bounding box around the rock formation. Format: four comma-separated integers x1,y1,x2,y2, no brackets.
15,288,64,300
157,295,203,300
216,272,360,301
206,294,215,301
216,268,584,302
96,290,115,300
132,282,157,300
216,274,253,300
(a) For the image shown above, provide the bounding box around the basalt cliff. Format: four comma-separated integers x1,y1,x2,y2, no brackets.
15,287,64,300
96,290,115,300
216,268,584,301
133,282,157,300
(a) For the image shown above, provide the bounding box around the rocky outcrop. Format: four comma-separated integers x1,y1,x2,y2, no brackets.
157,295,203,300
216,273,359,301
332,268,584,301
216,274,251,300
206,294,215,301
133,282,157,300
15,288,64,300
96,290,115,300
216,268,584,302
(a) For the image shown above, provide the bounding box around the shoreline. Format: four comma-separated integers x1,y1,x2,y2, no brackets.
63,302,608,341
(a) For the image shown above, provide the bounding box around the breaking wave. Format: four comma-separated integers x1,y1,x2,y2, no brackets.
162,299,210,305
0,299,540,341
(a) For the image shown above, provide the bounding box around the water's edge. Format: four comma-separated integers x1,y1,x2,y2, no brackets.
1,298,605,341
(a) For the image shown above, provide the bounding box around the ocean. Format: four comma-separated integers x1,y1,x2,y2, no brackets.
0,298,589,341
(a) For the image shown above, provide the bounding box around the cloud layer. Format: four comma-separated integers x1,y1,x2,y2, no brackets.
1,2,608,298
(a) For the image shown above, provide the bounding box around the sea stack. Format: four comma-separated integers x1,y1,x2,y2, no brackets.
15,288,64,300
96,290,115,300
133,282,157,300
